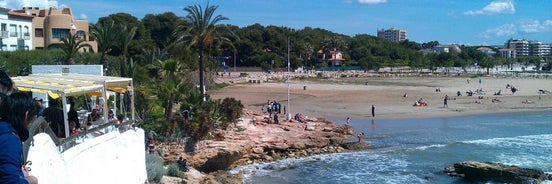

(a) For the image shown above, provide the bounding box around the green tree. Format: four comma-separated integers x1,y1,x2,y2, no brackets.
118,25,137,77
51,32,93,64
174,3,234,101
90,21,117,70
142,12,185,49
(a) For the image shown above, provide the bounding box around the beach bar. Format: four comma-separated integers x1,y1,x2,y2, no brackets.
11,73,135,139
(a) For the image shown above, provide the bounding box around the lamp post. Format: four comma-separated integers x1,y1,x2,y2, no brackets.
286,77,291,120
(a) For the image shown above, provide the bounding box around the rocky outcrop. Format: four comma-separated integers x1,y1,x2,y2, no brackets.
445,161,552,183
340,142,370,150
159,113,359,174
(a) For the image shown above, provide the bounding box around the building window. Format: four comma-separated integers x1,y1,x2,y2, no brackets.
9,24,17,37
52,28,70,39
76,30,86,41
24,26,30,40
35,28,43,37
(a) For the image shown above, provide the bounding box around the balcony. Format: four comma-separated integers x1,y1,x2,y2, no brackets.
0,31,8,39
23,32,30,40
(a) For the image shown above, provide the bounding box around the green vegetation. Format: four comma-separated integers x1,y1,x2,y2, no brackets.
166,163,183,178
146,154,164,182
2,3,550,151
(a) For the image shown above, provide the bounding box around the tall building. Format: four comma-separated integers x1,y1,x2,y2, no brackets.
504,38,550,58
529,41,551,57
0,7,33,51
12,7,97,52
377,28,407,43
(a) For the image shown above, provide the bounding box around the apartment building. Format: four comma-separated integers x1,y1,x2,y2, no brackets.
0,7,33,51
12,7,97,52
529,41,551,57
377,28,407,43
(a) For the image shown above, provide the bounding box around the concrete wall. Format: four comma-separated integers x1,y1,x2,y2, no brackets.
26,128,147,184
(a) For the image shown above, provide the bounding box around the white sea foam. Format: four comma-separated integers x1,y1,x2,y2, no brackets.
463,134,552,148
462,134,552,170
415,144,446,151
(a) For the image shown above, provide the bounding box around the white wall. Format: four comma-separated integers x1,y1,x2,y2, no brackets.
26,128,147,184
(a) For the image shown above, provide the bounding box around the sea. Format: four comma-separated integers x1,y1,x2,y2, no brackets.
230,110,552,184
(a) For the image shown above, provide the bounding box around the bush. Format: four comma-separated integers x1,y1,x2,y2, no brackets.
146,154,164,182
166,163,183,177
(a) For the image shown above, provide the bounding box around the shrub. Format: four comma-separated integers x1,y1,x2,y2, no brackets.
166,163,183,177
220,97,244,128
146,154,164,182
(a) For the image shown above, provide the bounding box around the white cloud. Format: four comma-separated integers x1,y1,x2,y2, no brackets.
464,0,515,15
518,19,552,33
79,13,87,20
0,0,58,9
477,19,552,39
358,0,387,5
478,24,516,38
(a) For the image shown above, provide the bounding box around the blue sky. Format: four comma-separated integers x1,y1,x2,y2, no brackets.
1,0,551,46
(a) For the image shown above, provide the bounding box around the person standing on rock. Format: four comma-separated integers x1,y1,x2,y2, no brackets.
357,132,364,142
371,105,375,118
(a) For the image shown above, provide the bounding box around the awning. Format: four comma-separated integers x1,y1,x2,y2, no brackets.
11,73,135,138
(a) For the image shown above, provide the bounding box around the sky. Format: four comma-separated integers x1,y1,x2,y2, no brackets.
1,0,551,46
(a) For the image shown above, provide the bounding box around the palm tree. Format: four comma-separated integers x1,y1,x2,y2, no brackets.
118,25,137,77
52,32,93,65
155,59,188,120
174,3,234,101
90,21,117,70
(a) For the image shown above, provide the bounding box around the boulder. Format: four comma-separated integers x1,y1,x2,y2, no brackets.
196,149,243,173
340,142,370,150
446,161,552,183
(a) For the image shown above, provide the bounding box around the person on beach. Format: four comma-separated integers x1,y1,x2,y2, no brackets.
346,117,350,124
444,95,448,108
371,105,375,118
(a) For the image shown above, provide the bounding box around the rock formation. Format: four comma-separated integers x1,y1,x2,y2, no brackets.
445,161,552,183
159,112,359,172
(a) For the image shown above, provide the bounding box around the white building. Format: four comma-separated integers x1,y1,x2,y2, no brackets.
477,47,495,57
377,28,407,43
529,41,551,57
499,48,515,58
0,7,33,51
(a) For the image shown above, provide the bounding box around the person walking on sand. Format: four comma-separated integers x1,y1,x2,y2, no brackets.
371,105,375,118
444,95,448,108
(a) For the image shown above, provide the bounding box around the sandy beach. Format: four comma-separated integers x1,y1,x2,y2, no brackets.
209,75,552,120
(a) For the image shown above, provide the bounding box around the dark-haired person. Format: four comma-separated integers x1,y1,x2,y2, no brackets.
0,92,39,184
0,69,15,95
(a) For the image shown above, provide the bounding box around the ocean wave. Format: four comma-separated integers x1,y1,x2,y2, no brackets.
462,134,552,148
415,144,446,151
461,134,552,171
